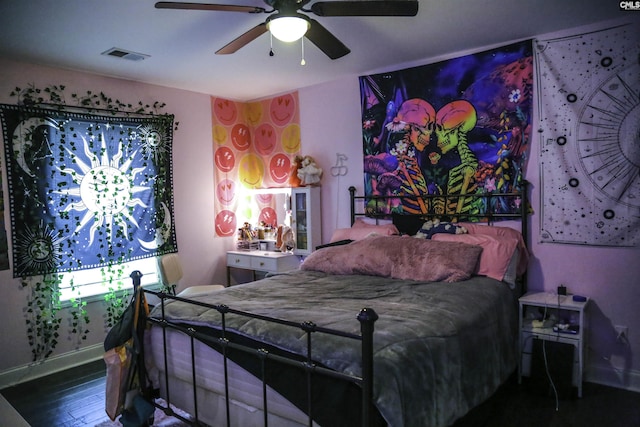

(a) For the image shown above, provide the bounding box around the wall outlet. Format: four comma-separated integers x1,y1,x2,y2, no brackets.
614,325,628,341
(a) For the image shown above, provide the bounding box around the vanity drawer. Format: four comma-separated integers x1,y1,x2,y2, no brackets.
227,253,251,269
226,251,300,285
251,255,280,272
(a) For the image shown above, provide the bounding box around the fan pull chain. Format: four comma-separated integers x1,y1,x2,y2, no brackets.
300,37,306,66
269,32,274,57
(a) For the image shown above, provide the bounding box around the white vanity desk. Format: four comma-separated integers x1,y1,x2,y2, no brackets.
226,250,300,286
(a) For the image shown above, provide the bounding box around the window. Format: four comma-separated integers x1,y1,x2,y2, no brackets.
59,257,160,302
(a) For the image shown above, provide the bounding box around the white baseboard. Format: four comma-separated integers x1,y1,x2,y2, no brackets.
585,362,640,393
0,343,104,390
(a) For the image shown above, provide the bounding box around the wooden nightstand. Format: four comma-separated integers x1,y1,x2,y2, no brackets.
226,250,300,286
518,292,589,397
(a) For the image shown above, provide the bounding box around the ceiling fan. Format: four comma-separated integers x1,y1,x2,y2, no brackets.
155,1,419,59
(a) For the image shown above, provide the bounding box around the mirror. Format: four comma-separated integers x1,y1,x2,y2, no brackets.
237,188,292,240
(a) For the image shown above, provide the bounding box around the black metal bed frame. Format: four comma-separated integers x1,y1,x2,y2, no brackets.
135,183,529,427
139,286,378,427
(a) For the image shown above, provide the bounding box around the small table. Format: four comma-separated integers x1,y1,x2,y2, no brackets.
518,292,589,397
226,250,300,286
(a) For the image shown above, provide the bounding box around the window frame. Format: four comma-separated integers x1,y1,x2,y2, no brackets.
58,257,161,306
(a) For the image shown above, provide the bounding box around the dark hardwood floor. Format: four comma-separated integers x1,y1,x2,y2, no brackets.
453,376,640,427
1,360,639,426
1,360,110,426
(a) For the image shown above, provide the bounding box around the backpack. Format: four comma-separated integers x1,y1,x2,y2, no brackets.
103,271,151,422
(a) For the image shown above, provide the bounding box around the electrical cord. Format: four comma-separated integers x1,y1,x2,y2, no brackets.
541,299,560,411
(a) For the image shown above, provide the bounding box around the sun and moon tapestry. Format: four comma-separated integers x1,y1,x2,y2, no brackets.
536,22,639,247
212,92,301,238
0,105,178,277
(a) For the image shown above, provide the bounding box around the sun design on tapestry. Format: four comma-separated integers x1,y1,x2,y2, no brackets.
53,127,153,247
10,121,161,274
138,124,169,162
1,104,177,278
15,221,64,275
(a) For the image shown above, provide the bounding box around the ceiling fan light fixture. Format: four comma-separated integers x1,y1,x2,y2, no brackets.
267,15,310,43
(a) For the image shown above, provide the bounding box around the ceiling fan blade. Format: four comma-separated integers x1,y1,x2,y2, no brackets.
305,19,350,60
155,2,268,13
310,1,418,17
216,22,268,54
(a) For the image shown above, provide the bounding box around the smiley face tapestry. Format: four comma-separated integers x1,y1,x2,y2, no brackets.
212,92,301,238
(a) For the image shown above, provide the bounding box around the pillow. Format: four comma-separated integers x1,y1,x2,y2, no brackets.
392,213,426,236
329,220,399,243
432,233,519,282
502,250,520,289
459,222,522,239
302,235,482,283
415,219,468,239
459,223,529,275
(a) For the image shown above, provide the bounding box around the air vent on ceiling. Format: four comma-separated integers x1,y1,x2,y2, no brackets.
101,47,150,61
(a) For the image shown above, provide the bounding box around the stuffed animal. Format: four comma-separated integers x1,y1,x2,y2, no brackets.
289,156,303,187
279,226,296,252
296,155,323,186
414,219,468,239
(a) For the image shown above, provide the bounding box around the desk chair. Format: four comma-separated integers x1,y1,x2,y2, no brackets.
159,253,224,297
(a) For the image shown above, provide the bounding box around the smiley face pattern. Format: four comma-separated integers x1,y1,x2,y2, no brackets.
212,92,301,237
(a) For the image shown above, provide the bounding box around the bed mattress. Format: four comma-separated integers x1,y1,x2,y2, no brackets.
147,268,518,427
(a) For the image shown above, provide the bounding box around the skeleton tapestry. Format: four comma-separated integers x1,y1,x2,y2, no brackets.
359,40,533,218
0,105,178,278
537,23,640,247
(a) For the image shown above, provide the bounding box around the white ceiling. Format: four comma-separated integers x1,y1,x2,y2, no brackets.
0,0,626,101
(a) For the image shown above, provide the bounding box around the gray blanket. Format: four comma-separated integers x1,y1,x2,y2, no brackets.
150,270,517,427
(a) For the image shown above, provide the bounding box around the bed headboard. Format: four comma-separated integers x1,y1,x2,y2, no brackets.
349,181,530,247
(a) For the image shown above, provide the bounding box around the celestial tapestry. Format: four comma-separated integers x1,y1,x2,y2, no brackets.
0,105,178,278
537,23,639,246
212,92,301,237
359,40,533,218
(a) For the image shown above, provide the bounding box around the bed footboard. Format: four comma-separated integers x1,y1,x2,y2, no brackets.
141,288,380,427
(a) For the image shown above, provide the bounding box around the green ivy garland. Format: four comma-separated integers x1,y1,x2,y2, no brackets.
10,84,179,130
67,276,90,346
23,274,63,362
10,83,176,361
102,263,130,329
